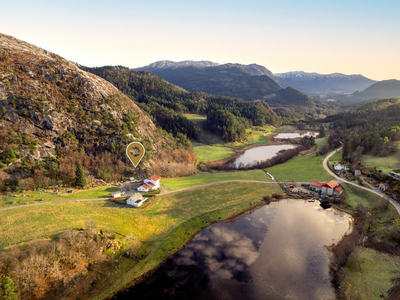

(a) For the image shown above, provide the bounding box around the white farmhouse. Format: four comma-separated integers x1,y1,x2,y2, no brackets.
137,175,161,192
126,193,147,207
334,162,349,171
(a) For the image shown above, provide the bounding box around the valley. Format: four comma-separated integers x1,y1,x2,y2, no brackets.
1,31,400,300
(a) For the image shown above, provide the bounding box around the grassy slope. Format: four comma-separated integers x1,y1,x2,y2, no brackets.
1,181,282,298
338,183,400,298
192,142,235,162
328,149,343,167
345,247,400,299
315,136,328,150
362,152,400,173
0,186,120,208
266,153,333,182
0,182,280,249
162,170,270,190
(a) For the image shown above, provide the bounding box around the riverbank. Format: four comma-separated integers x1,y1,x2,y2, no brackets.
95,184,284,299
329,183,400,299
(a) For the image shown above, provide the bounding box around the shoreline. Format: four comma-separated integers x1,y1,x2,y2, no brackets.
101,197,353,299
96,194,282,299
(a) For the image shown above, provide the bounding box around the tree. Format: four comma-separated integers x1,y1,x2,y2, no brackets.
75,162,86,187
319,124,325,138
342,140,352,162
0,276,18,300
0,145,16,164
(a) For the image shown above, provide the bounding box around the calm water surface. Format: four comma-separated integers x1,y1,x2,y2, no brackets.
232,144,296,167
274,132,318,139
116,200,351,300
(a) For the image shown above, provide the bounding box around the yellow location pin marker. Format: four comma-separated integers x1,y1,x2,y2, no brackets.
126,142,145,168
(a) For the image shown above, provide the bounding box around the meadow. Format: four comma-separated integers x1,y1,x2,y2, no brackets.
0,182,281,249
338,183,400,299
362,152,400,173
344,247,400,299
0,185,120,208
162,170,270,190
266,152,333,182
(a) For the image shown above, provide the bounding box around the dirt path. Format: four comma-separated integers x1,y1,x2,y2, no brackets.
323,147,400,215
0,180,280,212
0,198,106,212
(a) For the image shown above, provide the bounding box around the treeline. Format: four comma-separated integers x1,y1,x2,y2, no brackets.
324,98,400,161
82,66,281,142
208,136,315,170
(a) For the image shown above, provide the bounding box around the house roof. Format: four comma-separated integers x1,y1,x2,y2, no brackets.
310,181,323,187
149,175,160,181
334,187,342,191
140,184,150,189
324,180,338,189
129,193,142,201
147,183,155,187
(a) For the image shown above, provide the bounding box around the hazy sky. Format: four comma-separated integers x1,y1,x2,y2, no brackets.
2,0,400,80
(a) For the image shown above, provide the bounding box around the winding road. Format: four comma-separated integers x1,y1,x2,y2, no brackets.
323,147,400,215
2,150,400,216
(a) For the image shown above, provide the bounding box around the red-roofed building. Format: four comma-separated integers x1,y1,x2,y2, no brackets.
309,180,340,196
137,175,161,192
309,181,323,192
333,186,343,196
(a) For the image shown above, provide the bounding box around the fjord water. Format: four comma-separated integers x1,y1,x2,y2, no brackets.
274,131,318,139
116,200,351,300
232,144,296,167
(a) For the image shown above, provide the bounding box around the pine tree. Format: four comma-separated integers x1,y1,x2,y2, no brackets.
0,276,18,300
319,124,325,138
75,162,87,187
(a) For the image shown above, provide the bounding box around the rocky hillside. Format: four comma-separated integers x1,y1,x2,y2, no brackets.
0,33,196,191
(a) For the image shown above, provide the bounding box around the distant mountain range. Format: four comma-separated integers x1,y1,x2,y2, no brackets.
274,71,377,95
137,61,381,104
137,61,283,103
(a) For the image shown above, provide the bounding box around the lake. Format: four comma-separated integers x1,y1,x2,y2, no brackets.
274,131,318,139
231,144,296,167
116,200,351,300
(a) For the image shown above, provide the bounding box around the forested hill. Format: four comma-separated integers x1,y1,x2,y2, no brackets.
135,62,318,106
81,66,281,142
325,98,400,162
350,79,400,102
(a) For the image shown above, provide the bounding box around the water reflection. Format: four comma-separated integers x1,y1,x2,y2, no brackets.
232,144,296,167
116,200,351,300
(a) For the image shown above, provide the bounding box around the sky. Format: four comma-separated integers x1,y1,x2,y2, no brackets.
2,0,400,80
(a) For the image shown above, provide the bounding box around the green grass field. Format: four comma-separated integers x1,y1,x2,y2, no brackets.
0,185,120,208
266,153,333,182
162,170,269,190
192,142,235,162
344,247,400,299
0,181,281,249
362,152,400,173
315,137,328,150
328,149,343,167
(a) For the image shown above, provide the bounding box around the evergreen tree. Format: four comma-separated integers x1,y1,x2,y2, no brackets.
75,162,87,187
0,145,16,164
319,124,325,138
342,140,352,162
0,276,18,300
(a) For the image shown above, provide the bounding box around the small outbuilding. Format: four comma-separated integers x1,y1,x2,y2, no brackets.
126,193,147,207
